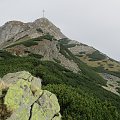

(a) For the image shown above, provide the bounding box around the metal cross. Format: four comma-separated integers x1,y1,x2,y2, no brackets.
43,10,45,18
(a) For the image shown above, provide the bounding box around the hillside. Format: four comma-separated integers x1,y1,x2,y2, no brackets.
58,38,120,95
0,17,120,120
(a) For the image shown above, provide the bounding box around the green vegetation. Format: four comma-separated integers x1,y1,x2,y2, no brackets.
40,33,54,41
36,28,43,33
75,52,86,57
44,84,119,120
64,44,77,48
0,49,120,119
117,81,120,86
92,66,120,78
108,64,114,67
19,39,38,47
28,53,43,59
59,44,74,60
6,33,55,48
58,38,70,44
87,51,106,61
6,38,39,48
79,51,86,54
117,88,120,94
75,54,84,57
53,58,61,63
0,50,16,59
59,44,106,86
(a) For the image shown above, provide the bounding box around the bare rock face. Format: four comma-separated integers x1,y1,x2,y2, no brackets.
68,44,96,55
0,71,61,120
0,21,29,45
32,18,66,40
0,18,66,48
100,73,120,96
6,39,79,73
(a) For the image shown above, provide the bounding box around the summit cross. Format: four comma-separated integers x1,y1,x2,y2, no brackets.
43,10,45,18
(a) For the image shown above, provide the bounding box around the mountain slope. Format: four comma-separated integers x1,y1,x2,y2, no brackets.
0,17,120,96
58,38,120,95
0,17,120,119
0,18,66,49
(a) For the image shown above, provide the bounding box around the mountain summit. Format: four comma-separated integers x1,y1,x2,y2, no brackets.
0,18,66,48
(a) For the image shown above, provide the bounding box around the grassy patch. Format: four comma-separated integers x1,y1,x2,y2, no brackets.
58,38,70,44
87,51,106,61
92,66,120,78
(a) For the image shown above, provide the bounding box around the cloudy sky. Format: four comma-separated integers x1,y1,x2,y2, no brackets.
0,0,120,61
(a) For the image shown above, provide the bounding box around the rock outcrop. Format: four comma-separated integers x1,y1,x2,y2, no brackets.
0,71,61,120
100,73,120,96
0,18,66,49
5,39,80,73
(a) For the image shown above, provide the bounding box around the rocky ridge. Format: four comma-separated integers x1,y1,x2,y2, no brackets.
0,71,61,120
0,18,66,49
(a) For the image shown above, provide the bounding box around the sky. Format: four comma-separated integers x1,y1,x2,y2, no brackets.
0,0,120,61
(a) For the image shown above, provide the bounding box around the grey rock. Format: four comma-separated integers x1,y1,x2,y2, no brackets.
0,71,61,120
0,17,66,48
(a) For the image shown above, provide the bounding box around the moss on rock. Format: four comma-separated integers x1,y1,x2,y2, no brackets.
0,71,61,120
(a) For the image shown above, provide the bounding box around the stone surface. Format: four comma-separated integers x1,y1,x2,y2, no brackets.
0,17,66,49
0,17,79,73
100,73,120,96
31,90,60,120
0,71,61,120
68,43,96,55
0,21,29,46
6,39,80,73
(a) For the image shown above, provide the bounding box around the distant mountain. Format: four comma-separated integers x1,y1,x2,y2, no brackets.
0,17,120,119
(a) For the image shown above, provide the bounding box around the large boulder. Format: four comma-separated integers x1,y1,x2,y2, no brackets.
0,71,61,120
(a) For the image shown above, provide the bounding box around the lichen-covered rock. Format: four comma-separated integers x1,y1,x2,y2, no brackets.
31,90,60,120
2,71,33,85
6,107,31,120
0,71,61,120
4,80,38,110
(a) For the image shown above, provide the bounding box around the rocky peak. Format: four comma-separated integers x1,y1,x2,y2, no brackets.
0,17,66,47
28,17,66,39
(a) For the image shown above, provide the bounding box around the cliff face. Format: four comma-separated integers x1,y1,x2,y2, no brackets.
0,71,61,120
0,21,29,45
